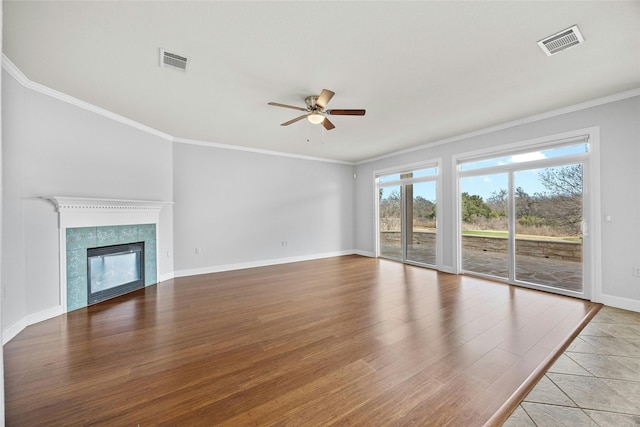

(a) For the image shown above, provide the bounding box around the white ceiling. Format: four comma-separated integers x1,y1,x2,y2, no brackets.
3,1,640,163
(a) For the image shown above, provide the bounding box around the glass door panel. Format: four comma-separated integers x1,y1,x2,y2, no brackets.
379,185,402,261
514,165,583,292
460,173,509,279
405,181,437,266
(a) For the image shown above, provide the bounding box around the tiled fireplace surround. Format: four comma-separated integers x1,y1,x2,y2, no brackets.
66,224,156,311
50,197,167,313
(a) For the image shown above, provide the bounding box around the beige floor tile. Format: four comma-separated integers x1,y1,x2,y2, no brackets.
581,322,640,340
547,373,640,415
521,402,596,427
599,378,640,413
503,305,640,426
502,405,536,427
548,354,593,376
583,409,640,427
579,321,616,337
592,307,640,325
577,335,640,357
567,352,640,381
524,375,576,406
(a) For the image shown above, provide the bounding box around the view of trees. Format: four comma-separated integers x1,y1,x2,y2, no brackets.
379,188,401,231
380,164,583,237
379,188,436,231
413,195,437,227
462,164,583,237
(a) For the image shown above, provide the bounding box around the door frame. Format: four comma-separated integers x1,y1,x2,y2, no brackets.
374,159,443,269
452,127,600,300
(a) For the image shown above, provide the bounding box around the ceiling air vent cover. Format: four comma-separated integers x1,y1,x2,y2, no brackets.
160,49,188,71
538,25,584,56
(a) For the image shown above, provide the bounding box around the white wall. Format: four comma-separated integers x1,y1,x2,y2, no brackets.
172,142,354,275
354,95,640,310
1,68,174,334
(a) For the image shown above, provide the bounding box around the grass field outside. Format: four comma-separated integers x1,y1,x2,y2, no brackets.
462,229,581,242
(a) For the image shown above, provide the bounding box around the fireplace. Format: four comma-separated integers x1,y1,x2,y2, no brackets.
48,197,170,313
87,242,145,305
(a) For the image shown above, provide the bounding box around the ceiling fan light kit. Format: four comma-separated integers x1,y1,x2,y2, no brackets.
307,112,325,124
268,89,365,131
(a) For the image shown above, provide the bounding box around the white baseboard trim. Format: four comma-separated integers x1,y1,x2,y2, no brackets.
173,250,357,278
353,249,375,257
597,293,640,313
3,305,64,345
158,272,175,283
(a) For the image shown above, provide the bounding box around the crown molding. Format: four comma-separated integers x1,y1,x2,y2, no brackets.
2,54,173,141
2,54,354,166
356,87,640,165
173,137,355,166
4,53,637,167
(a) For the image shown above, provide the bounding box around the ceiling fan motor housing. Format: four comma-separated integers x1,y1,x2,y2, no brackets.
305,96,320,111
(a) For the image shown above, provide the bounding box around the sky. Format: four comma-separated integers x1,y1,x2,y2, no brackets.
379,144,587,202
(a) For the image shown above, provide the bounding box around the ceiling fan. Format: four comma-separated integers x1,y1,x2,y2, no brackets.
268,89,365,131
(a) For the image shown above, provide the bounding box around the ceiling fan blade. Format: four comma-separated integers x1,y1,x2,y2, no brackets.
316,89,335,109
281,114,308,126
268,102,307,112
327,109,366,116
322,117,335,130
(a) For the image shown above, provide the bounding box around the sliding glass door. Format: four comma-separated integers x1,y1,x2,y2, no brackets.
405,181,437,266
377,166,439,268
457,141,589,298
460,172,509,279
379,184,402,261
514,164,583,291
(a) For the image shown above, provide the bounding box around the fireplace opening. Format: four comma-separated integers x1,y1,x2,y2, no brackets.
87,242,145,305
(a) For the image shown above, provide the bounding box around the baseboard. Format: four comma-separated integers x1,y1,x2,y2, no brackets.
3,305,64,345
158,272,175,283
597,293,640,313
352,249,375,257
173,250,357,278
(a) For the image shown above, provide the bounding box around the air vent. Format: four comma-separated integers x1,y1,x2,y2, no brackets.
538,25,584,56
160,49,188,71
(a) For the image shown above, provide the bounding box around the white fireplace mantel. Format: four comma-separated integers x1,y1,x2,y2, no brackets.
47,196,172,229
48,196,172,313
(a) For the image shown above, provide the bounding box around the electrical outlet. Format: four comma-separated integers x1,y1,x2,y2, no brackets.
634,266,640,278
195,247,201,255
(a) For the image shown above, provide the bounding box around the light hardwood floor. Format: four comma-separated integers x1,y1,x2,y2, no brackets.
4,255,599,426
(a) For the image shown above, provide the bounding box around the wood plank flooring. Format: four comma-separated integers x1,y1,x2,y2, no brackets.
4,255,600,426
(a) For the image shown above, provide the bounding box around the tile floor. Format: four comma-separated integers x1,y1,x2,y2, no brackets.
503,305,640,426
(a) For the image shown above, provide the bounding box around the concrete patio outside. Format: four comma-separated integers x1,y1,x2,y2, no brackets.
381,238,582,293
